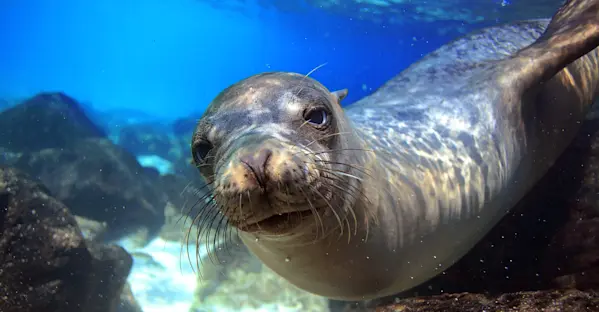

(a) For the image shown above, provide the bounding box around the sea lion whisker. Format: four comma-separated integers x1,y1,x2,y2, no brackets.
317,170,366,198
298,187,326,240
182,183,217,212
296,118,312,131
282,183,315,237
304,62,328,78
177,186,215,228
314,148,375,154
308,185,345,239
193,194,218,240
245,190,265,233
311,159,373,178
297,148,375,157
318,167,364,182
216,212,235,264
176,196,203,228
194,155,217,168
209,203,230,266
179,190,218,273
277,181,295,228
324,176,369,235
195,207,211,276
184,195,219,276
206,199,234,266
177,182,209,222
181,218,196,275
295,62,328,97
193,195,227,268
177,179,215,210
312,202,326,241
321,173,372,239
319,180,367,217
317,177,361,237
221,196,243,257
305,131,352,147
179,181,195,197
344,218,352,244
215,201,236,261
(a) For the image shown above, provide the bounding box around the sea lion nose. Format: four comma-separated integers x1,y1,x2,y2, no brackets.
239,148,272,185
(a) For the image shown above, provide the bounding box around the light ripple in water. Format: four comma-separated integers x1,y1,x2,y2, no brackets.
119,237,323,312
119,237,199,312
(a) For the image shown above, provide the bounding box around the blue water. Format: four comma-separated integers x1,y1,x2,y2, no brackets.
0,0,465,120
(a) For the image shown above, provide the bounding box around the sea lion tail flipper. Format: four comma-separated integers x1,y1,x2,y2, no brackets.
501,0,599,92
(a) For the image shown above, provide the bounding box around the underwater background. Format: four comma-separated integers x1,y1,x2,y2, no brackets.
0,0,581,312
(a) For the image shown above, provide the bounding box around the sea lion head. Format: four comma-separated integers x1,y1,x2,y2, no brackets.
191,72,365,242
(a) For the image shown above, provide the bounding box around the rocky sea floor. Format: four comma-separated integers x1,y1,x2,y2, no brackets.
120,236,328,312
120,238,198,312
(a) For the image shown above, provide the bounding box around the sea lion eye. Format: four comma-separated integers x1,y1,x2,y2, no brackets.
304,108,329,127
193,140,213,163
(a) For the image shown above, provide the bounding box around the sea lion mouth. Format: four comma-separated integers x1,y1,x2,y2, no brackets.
240,208,317,233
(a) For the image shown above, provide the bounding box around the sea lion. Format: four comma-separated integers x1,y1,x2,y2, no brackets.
190,0,599,301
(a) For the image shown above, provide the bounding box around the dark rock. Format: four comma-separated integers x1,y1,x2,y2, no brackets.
117,283,144,312
0,166,132,312
375,289,599,312
13,137,168,243
74,215,108,241
542,117,599,291
0,92,105,153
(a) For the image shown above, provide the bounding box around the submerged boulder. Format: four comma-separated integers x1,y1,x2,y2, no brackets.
12,137,168,243
0,166,132,312
375,290,599,312
0,92,105,153
0,92,171,244
117,283,144,312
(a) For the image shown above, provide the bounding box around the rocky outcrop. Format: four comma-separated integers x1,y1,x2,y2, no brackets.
0,166,132,312
12,137,168,243
375,290,599,312
0,92,170,245
0,92,105,152
117,283,144,312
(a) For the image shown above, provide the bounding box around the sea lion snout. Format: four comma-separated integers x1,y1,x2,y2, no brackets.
239,147,272,188
213,136,323,231
218,137,315,193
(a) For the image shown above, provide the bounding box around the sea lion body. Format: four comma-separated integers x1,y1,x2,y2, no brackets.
333,20,599,298
191,0,599,301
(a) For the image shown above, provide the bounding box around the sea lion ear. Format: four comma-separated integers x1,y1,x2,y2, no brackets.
500,0,599,94
331,89,348,103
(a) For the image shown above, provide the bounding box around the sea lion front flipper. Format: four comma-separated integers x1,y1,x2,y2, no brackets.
500,0,599,93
